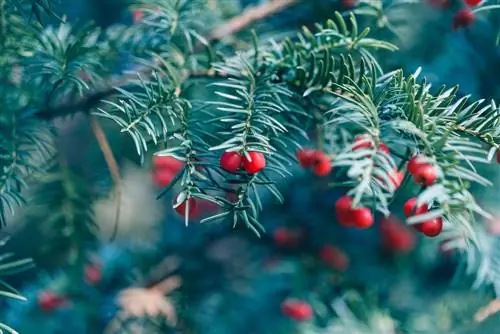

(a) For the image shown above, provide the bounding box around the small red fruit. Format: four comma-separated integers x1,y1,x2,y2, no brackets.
175,198,197,217
335,195,353,226
380,217,416,253
341,0,357,8
319,246,349,271
38,291,66,312
85,264,101,285
132,10,144,23
403,198,428,218
153,170,175,187
415,217,443,237
153,156,184,173
464,0,481,6
281,299,313,321
407,155,427,174
453,9,476,31
220,151,242,173
351,207,374,229
412,164,437,186
242,151,266,174
311,151,332,176
296,149,314,168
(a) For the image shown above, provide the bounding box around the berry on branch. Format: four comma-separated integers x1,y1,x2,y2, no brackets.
412,164,437,186
311,150,332,176
335,195,354,226
403,198,429,218
281,298,313,321
452,9,476,31
175,197,198,217
380,216,416,253
38,291,67,312
220,151,242,173
351,207,374,229
414,217,443,237
242,151,266,174
273,228,302,248
296,149,314,168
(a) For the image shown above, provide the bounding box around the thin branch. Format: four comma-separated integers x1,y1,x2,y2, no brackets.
34,0,301,120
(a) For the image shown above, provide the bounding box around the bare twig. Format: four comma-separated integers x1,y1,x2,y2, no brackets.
35,0,301,120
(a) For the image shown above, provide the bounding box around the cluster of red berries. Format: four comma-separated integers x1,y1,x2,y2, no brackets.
152,156,184,187
281,298,313,321
38,291,68,312
296,149,332,176
380,216,416,253
403,197,443,237
335,195,374,229
220,151,266,174
407,155,438,186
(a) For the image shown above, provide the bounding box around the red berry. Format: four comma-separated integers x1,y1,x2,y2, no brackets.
273,228,301,247
311,151,332,176
132,10,143,23
351,207,374,229
153,156,184,173
380,217,416,253
175,197,197,217
453,9,475,31
352,135,373,151
38,291,66,312
296,149,314,168
335,195,353,226
407,155,427,174
242,151,266,174
281,299,313,321
220,151,242,173
153,170,175,187
415,217,443,237
379,143,390,155
412,164,437,186
464,0,481,6
84,264,101,285
319,246,349,271
403,198,428,217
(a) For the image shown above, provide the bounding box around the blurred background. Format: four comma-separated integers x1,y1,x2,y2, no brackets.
2,0,500,333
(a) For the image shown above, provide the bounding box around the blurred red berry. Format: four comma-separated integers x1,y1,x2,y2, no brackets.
153,156,184,173
153,170,175,187
220,151,242,173
296,149,314,168
496,150,500,164
380,216,416,253
464,0,481,6
341,0,357,8
273,228,302,247
132,10,143,23
453,9,475,31
319,246,349,271
84,264,101,285
38,291,66,312
242,151,266,174
281,299,313,321
311,150,332,176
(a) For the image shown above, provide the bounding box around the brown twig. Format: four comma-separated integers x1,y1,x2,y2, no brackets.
88,115,122,241
35,0,301,121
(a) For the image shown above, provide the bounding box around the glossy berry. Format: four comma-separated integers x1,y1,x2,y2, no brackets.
38,291,66,312
296,149,314,168
380,217,416,253
407,155,427,174
464,0,481,6
403,198,428,218
319,246,349,271
415,217,443,237
311,151,332,176
351,207,374,229
153,156,184,173
153,170,175,187
242,151,266,174
175,198,197,217
412,164,437,186
335,195,353,226
281,299,313,321
220,151,242,173
453,9,475,31
84,264,101,285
